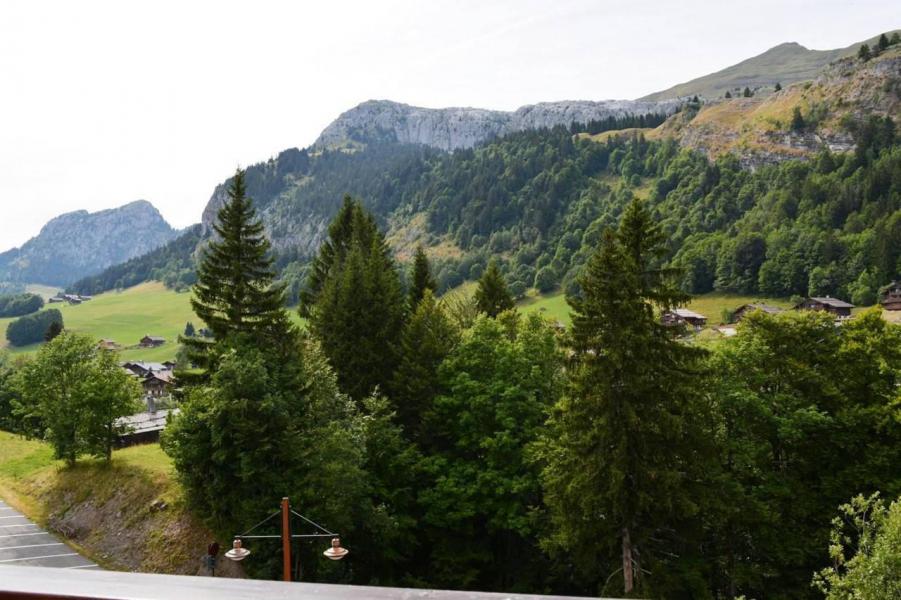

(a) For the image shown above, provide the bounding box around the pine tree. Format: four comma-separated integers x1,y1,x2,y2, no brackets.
774,82,782,91
743,86,752,97
724,90,732,99
474,260,514,317
184,169,293,370
309,203,406,401
790,106,806,131
408,245,437,309
538,198,708,596
858,43,872,61
300,195,381,316
390,290,456,443
891,32,900,46
878,33,889,51
184,322,195,337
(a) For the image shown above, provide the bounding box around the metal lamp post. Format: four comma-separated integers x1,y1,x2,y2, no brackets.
224,497,348,582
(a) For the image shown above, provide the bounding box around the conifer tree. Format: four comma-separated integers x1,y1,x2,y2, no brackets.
858,43,872,61
474,260,514,317
309,202,405,400
790,106,806,131
391,290,457,442
408,245,437,309
774,82,782,91
878,33,889,51
185,168,293,369
300,195,381,316
891,32,900,46
743,86,752,97
724,90,732,99
538,198,708,596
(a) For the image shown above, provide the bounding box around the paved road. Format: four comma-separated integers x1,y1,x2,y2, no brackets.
0,498,99,570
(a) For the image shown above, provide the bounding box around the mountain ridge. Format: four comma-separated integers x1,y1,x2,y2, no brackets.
0,200,177,287
314,98,685,151
640,30,900,101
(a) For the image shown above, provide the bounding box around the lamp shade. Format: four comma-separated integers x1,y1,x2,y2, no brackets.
323,537,348,560
225,538,251,561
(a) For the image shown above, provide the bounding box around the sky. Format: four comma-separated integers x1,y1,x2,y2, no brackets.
0,0,897,249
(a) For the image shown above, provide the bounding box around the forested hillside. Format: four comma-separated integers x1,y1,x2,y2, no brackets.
76,41,901,304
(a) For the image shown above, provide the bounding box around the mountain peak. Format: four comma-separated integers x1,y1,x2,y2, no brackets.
0,201,177,286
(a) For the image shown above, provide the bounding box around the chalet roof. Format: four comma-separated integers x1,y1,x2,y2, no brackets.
736,303,783,314
142,335,166,342
806,297,855,308
672,308,707,320
145,371,174,384
116,408,179,436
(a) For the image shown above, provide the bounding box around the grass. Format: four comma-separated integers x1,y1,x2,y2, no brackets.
519,290,795,328
0,431,234,575
0,281,304,362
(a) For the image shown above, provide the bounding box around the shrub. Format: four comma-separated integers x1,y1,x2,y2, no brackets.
0,293,44,318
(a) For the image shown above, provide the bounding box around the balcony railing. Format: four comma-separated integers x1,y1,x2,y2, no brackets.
0,566,617,600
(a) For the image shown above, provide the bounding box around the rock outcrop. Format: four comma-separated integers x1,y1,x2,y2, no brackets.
314,98,685,151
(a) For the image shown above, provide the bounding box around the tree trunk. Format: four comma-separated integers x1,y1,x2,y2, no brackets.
622,526,634,595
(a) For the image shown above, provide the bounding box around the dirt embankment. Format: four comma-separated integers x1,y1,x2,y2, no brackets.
0,434,243,577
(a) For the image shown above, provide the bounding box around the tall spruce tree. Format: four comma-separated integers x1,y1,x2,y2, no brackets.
537,198,709,597
474,260,514,317
185,169,293,369
391,290,457,443
408,245,437,310
300,195,381,316
309,201,405,400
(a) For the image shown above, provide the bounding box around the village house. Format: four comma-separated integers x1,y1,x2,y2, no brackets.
142,371,174,398
794,296,854,318
139,335,166,348
115,408,179,448
97,339,120,351
662,308,708,331
880,281,901,311
121,361,170,378
732,303,784,322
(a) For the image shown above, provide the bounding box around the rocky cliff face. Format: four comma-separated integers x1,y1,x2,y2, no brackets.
0,201,177,286
314,98,684,151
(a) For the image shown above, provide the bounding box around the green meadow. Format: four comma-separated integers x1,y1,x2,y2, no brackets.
0,282,303,362
520,291,795,327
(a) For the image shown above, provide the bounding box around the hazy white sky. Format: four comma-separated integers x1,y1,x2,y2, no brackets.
0,0,897,249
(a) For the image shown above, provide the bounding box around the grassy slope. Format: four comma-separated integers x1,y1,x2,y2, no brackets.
520,291,795,327
0,432,240,575
640,31,899,101
0,281,304,362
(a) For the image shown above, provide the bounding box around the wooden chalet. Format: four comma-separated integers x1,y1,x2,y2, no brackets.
662,308,708,331
794,296,854,318
139,335,166,348
732,303,784,322
97,339,120,351
142,371,174,398
880,281,901,311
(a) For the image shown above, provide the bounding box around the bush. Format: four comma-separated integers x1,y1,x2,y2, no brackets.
0,293,44,318
534,266,558,293
6,309,64,347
